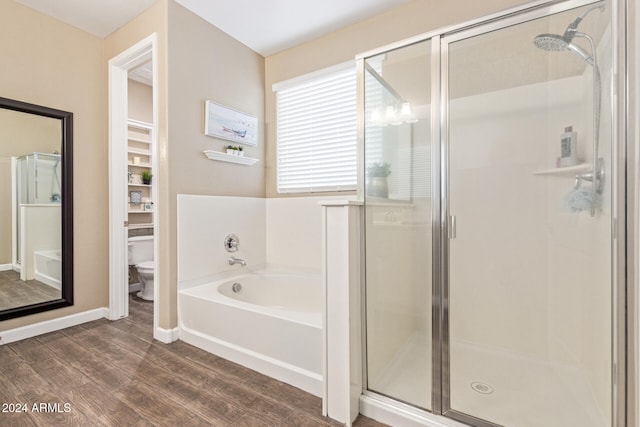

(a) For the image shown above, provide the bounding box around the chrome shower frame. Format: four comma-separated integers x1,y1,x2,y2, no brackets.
356,0,632,425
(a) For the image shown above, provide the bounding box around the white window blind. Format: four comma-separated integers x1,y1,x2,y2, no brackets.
275,65,357,194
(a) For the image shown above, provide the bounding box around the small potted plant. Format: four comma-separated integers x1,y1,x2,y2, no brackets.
238,146,244,157
226,145,234,155
366,162,391,198
232,146,239,156
141,169,153,185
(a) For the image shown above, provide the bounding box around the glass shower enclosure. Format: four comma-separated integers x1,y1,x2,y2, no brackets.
361,0,620,426
14,152,62,267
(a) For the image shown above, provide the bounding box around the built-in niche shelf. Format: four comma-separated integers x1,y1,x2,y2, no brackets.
203,150,259,166
128,162,152,168
128,147,151,155
129,223,154,230
128,119,154,230
532,163,591,176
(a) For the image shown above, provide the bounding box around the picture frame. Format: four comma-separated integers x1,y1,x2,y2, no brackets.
204,100,257,146
130,191,142,205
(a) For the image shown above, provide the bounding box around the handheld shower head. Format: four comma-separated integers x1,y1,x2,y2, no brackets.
533,33,594,65
533,1,604,64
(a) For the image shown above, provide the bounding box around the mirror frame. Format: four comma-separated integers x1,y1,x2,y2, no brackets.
0,97,73,321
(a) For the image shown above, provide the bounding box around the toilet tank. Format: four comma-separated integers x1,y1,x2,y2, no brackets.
128,235,154,265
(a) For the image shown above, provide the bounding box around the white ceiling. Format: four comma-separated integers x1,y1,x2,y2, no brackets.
14,0,413,56
15,0,159,38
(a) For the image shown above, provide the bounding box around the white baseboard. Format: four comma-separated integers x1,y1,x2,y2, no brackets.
0,307,108,345
0,264,12,272
154,326,179,343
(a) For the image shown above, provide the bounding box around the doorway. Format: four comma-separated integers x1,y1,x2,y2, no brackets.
108,34,159,337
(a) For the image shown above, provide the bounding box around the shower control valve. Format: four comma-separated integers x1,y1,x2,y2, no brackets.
224,234,240,253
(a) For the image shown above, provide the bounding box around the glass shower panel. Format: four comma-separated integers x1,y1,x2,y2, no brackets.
446,3,611,426
364,39,432,410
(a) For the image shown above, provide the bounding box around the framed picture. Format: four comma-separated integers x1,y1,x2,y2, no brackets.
130,191,142,205
204,100,257,146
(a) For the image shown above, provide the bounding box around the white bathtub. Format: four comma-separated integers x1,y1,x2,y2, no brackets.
178,272,323,396
34,249,61,289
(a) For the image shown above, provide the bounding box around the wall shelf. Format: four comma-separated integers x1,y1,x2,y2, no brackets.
128,136,152,144
203,150,259,166
128,210,152,214
128,183,152,188
129,223,154,229
532,163,591,176
128,162,152,168
128,147,151,155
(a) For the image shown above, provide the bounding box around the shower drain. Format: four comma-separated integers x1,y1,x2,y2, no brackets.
232,282,242,293
470,382,494,394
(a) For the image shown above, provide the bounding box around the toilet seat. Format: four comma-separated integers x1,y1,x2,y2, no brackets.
137,261,154,271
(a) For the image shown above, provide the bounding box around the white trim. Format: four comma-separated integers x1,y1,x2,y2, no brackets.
108,51,130,321
154,326,179,344
0,264,11,272
272,60,354,92
0,308,108,345
11,157,17,270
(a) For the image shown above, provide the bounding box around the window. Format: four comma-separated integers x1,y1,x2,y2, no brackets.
275,63,357,194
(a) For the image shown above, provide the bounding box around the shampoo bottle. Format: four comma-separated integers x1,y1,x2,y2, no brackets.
559,126,578,167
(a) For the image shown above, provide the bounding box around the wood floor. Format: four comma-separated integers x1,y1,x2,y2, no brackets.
0,295,387,426
0,270,60,312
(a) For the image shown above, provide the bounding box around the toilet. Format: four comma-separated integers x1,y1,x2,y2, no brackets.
128,235,154,301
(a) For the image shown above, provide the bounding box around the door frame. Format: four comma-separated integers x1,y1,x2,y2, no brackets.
108,34,159,334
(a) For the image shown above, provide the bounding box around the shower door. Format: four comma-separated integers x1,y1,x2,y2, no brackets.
443,2,612,426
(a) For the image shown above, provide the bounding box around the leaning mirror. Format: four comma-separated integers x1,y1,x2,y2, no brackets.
0,97,73,321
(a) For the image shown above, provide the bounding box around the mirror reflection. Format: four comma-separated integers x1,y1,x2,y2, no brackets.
0,108,63,311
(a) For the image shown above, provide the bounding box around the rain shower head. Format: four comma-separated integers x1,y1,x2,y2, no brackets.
533,33,595,65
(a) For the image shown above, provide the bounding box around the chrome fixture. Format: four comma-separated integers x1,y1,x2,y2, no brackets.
533,1,604,215
224,233,240,252
228,256,246,267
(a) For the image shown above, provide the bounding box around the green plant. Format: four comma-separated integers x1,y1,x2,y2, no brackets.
238,146,243,151
227,145,234,150
141,170,153,182
366,162,391,178
233,146,239,151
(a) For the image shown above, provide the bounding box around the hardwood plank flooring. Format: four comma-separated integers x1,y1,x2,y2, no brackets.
0,295,388,426
0,270,60,311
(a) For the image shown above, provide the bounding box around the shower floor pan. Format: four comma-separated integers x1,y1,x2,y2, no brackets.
370,334,606,427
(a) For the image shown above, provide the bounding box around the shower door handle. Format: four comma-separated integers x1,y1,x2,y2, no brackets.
449,215,456,239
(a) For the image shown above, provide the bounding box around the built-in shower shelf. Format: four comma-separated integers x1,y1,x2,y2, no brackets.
203,150,259,166
532,163,591,176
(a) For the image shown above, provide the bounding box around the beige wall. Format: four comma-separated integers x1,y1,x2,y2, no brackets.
166,1,265,327
0,0,105,330
128,79,153,124
264,0,531,197
104,0,169,327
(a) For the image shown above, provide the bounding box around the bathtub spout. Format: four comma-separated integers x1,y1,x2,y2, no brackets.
229,256,246,267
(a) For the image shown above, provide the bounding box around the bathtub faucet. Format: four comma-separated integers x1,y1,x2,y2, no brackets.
228,256,246,267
